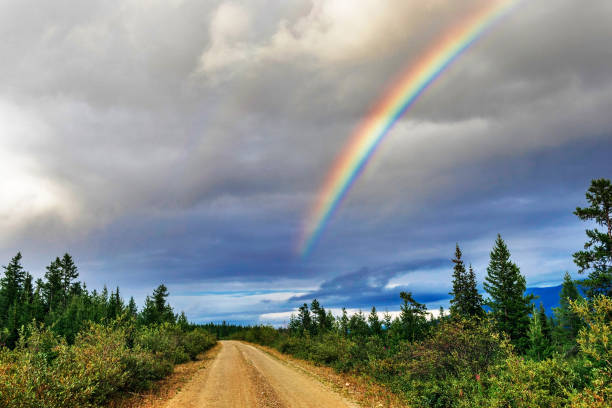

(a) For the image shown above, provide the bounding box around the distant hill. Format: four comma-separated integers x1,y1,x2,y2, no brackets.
526,285,562,315
481,284,571,316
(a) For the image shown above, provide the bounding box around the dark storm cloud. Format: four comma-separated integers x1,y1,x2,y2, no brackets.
1,0,611,322
288,259,450,309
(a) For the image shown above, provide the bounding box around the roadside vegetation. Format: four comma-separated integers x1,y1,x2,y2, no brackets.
217,178,612,407
0,256,216,407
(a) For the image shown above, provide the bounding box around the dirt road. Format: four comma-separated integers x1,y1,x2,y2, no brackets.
164,340,357,408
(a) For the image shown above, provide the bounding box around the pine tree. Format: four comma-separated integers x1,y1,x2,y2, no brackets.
18,273,34,329
382,310,392,331
339,307,349,337
399,291,428,342
297,303,312,335
107,287,124,320
310,299,327,334
449,245,484,318
484,234,532,352
44,258,64,313
538,303,552,344
59,253,79,306
527,304,553,361
368,306,382,336
449,244,466,317
0,253,27,325
573,178,612,297
140,284,174,325
348,310,369,338
177,311,189,330
127,296,138,317
465,265,484,317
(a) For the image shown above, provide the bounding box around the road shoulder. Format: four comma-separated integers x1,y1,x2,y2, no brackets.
243,342,408,408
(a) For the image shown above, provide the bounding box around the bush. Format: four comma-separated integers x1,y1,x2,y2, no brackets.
485,355,578,408
0,320,216,408
568,295,612,407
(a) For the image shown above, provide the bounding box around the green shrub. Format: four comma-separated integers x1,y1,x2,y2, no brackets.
0,320,216,408
485,355,577,408
180,328,216,360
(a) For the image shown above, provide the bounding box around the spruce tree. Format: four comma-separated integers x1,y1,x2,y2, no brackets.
368,306,382,336
297,303,312,334
399,291,428,342
44,258,64,313
140,284,175,325
0,253,26,325
538,302,552,344
310,299,327,334
127,296,138,317
449,244,467,317
484,234,532,352
339,307,349,336
59,253,79,305
449,245,484,318
348,310,369,338
527,304,553,361
573,178,612,297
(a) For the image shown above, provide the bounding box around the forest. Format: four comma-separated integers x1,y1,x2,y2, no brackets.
218,178,612,407
0,254,216,407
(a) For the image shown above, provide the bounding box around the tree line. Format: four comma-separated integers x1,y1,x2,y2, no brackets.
0,252,187,347
283,178,611,357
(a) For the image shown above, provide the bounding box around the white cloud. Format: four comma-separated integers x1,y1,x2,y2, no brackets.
0,101,82,240
199,2,252,74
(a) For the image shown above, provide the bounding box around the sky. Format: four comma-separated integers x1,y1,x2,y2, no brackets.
1,0,611,325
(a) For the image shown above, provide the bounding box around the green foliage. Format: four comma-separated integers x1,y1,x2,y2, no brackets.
567,295,612,406
527,303,554,361
485,355,579,408
140,284,175,326
554,272,585,351
484,234,533,352
450,244,484,318
573,178,612,298
0,253,216,407
0,320,216,407
398,291,428,342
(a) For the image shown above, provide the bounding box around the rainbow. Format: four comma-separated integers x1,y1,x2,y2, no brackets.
298,0,521,256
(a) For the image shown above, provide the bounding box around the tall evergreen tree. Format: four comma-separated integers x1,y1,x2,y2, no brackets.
537,302,552,344
310,299,327,334
127,296,138,317
140,284,174,325
348,310,369,338
59,253,79,305
0,253,27,325
484,234,532,352
573,178,612,297
368,306,382,336
339,307,349,337
43,257,64,313
449,245,484,318
297,303,312,335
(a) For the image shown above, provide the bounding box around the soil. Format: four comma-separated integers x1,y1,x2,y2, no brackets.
163,340,357,408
